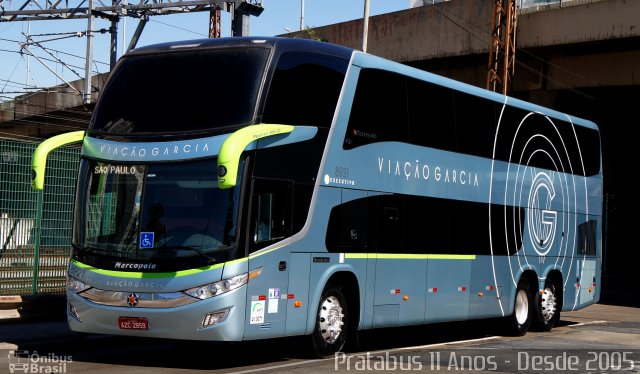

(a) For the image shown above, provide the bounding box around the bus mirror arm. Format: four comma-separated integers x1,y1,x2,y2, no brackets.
217,124,294,189
31,130,85,190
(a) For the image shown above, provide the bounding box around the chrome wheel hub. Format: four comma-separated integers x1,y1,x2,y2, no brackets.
540,287,557,322
515,289,529,325
318,295,344,344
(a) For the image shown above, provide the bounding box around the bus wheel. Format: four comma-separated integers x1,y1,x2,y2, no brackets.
533,280,560,331
311,285,348,358
505,278,532,336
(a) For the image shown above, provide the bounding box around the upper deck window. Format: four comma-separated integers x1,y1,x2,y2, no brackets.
90,47,270,135
262,51,348,128
344,68,600,176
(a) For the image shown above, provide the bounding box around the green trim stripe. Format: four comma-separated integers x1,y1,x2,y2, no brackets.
71,249,466,279
70,258,240,279
70,245,286,279
344,253,476,260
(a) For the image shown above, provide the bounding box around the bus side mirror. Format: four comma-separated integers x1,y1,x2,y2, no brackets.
217,124,293,189
32,131,85,190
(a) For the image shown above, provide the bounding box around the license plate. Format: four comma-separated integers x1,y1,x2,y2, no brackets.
118,317,149,330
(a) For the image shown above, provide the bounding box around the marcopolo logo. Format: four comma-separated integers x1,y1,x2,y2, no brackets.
7,350,72,373
352,129,378,139
113,262,157,270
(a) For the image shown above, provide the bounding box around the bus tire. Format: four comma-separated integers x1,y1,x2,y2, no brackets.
310,285,348,358
532,279,560,331
505,278,532,336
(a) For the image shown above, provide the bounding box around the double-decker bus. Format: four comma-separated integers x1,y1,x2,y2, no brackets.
32,37,602,357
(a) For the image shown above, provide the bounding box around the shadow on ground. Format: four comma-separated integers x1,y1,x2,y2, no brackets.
9,317,581,371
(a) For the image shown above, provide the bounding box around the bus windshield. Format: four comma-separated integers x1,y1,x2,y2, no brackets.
72,158,243,266
90,47,270,135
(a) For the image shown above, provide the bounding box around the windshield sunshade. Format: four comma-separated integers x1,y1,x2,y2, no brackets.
90,47,270,134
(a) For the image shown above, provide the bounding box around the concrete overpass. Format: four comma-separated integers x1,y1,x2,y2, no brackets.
292,0,639,92
0,73,106,140
1,0,637,296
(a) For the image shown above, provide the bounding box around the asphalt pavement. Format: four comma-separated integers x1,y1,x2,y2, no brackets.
1,294,640,373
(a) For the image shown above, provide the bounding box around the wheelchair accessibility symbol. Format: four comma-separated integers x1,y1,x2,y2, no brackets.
139,232,155,249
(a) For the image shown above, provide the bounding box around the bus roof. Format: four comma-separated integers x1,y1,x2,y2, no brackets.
127,36,354,61
350,51,599,132
126,36,597,132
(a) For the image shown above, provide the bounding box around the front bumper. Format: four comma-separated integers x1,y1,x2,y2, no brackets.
67,286,247,341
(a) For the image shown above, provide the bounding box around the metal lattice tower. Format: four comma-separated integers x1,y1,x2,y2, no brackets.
487,0,518,95
0,0,263,102
209,7,222,38
0,0,261,23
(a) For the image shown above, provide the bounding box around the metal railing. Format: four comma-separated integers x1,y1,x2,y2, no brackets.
0,139,80,295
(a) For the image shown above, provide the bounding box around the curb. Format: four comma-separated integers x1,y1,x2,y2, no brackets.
0,342,18,350
0,294,66,322
0,296,22,311
0,296,22,322
0,309,20,320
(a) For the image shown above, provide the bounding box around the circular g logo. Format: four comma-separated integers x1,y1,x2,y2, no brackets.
489,111,591,296
528,172,557,256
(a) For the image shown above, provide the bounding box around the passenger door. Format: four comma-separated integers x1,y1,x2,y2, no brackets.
244,178,293,339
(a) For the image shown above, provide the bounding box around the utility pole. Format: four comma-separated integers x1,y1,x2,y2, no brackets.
300,0,304,31
362,0,370,52
121,0,128,57
487,0,518,95
109,17,118,69
83,0,95,104
25,20,31,93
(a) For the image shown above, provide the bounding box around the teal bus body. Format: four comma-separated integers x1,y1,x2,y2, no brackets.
55,37,601,356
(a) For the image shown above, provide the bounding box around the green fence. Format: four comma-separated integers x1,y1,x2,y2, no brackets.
0,139,80,295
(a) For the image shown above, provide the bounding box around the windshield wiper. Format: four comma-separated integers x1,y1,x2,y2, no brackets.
161,246,217,265
74,246,92,255
76,246,111,255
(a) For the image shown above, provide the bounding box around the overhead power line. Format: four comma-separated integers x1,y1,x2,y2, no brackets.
0,0,263,22
150,18,208,37
1,36,110,66
1,0,264,105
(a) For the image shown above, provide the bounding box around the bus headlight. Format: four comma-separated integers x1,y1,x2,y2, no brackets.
67,275,90,294
185,271,255,300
